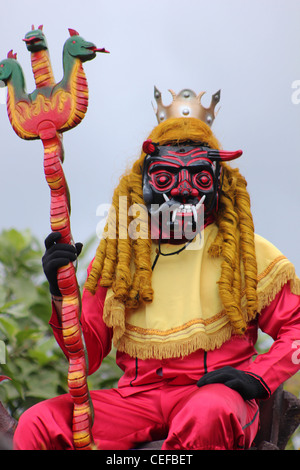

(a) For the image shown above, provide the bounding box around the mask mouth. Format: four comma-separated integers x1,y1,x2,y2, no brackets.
149,195,206,240
171,198,205,224
150,194,205,218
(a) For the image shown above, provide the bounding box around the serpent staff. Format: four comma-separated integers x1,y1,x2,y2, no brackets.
0,27,109,449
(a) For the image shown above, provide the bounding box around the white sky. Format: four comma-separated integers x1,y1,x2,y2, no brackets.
0,0,299,274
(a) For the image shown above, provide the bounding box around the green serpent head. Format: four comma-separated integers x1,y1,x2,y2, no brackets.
23,25,48,52
64,29,109,63
0,51,19,84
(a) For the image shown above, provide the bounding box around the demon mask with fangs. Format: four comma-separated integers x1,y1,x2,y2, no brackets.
142,139,242,242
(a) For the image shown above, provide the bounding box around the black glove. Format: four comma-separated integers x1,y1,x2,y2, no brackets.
197,366,269,400
42,232,83,296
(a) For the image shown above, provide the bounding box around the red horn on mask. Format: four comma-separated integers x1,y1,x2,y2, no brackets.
207,149,243,162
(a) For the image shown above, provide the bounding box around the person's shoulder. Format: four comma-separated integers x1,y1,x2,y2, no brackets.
254,233,285,266
254,233,300,310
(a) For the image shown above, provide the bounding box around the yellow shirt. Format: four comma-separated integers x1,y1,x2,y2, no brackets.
104,224,300,360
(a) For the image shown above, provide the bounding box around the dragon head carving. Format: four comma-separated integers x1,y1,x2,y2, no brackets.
64,28,109,62
23,25,48,52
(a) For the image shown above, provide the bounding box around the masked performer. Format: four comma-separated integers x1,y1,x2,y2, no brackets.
13,89,300,450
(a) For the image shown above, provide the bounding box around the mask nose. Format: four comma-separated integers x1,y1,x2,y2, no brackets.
170,169,199,198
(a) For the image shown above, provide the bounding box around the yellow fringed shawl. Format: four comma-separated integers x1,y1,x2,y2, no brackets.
103,224,300,359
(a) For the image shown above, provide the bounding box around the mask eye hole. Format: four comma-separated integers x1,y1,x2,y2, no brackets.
193,171,213,190
151,171,175,191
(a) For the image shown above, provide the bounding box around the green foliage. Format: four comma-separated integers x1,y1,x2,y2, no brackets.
0,229,121,420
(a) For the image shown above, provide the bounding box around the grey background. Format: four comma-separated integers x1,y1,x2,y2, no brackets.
0,0,299,274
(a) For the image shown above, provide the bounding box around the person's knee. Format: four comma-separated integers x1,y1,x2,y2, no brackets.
165,384,246,450
198,383,238,416
14,395,73,450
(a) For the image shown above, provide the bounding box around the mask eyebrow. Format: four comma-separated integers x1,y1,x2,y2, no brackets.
148,157,216,175
148,159,182,172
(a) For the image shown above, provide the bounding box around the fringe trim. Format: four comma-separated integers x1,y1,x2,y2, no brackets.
103,296,126,344
291,276,300,295
103,259,300,360
114,323,234,360
256,264,300,315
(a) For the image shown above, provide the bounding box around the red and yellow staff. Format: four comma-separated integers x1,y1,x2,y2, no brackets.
0,26,109,449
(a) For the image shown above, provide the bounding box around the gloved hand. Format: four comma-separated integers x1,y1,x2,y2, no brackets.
42,232,83,296
197,366,269,400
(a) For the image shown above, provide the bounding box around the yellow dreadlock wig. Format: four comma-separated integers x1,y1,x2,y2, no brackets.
85,117,258,335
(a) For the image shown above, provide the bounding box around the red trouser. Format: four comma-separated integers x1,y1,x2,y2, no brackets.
13,382,259,450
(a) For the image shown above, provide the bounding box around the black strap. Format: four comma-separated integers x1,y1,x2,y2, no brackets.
151,234,196,271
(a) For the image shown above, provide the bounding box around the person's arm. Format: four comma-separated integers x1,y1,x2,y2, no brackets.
197,282,300,399
244,282,300,395
49,278,112,375
51,295,63,323
43,231,113,374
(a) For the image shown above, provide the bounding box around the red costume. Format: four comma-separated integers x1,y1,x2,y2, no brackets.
12,89,300,450
13,251,300,450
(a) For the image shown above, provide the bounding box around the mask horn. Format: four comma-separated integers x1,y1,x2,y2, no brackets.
207,149,243,162
142,139,159,156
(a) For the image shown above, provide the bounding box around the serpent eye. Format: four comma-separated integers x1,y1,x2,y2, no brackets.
151,171,175,191
193,171,213,190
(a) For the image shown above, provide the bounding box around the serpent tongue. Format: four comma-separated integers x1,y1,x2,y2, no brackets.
23,36,40,44
90,46,110,53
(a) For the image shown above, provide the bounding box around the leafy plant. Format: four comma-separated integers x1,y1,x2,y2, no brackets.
0,229,121,420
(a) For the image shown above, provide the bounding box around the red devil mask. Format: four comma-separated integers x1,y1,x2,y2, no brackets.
142,140,242,242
